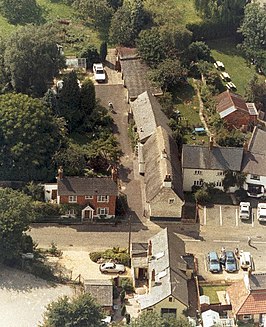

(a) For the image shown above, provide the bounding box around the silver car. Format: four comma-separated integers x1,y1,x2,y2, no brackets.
99,262,125,274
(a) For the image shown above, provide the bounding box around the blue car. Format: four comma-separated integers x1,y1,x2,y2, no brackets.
207,251,221,273
225,251,237,272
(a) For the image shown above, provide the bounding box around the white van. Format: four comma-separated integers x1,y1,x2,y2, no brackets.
240,251,252,270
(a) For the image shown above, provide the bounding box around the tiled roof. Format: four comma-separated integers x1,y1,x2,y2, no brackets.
57,176,118,196
227,279,249,316
242,127,266,176
137,228,189,310
182,144,243,171
249,273,266,290
216,91,249,116
143,126,184,202
84,279,113,307
238,292,266,315
131,91,172,142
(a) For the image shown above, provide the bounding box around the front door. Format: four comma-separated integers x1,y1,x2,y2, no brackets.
84,210,93,219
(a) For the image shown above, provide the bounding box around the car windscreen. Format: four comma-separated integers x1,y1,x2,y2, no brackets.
96,69,104,74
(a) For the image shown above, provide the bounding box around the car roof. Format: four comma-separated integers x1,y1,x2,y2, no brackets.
93,63,103,69
225,251,234,256
208,251,218,258
102,262,114,267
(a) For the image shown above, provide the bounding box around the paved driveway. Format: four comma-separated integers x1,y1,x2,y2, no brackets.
0,265,74,327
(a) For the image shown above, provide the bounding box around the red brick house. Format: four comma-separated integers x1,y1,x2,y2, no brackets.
54,169,118,221
227,273,266,326
216,90,258,130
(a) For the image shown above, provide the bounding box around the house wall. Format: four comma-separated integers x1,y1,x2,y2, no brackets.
144,296,187,318
244,174,266,197
44,183,58,202
149,188,184,219
58,195,116,216
183,168,226,192
223,110,256,129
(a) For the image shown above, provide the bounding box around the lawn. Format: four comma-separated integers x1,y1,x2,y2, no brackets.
200,284,227,303
208,38,257,96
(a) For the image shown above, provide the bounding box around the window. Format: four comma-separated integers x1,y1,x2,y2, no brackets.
250,174,260,181
216,181,222,187
243,315,252,321
68,195,77,203
194,180,203,186
68,209,75,215
194,170,202,175
97,207,109,215
161,308,177,318
217,171,224,176
85,195,93,199
169,297,173,302
97,195,109,202
168,198,175,204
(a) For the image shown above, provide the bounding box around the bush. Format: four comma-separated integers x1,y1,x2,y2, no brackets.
121,304,126,316
115,253,130,266
121,277,134,293
33,202,61,220
194,188,211,204
26,261,56,281
89,252,102,262
120,289,126,303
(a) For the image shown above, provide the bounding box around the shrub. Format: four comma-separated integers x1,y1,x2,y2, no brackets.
33,202,61,219
121,277,134,293
115,253,130,266
120,289,126,303
121,304,126,316
89,252,102,262
194,188,211,204
26,261,56,281
47,242,62,257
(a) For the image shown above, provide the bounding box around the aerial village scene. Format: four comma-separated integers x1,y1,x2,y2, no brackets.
0,0,265,326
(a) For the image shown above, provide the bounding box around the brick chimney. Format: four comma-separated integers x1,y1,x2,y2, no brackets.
148,240,152,256
163,174,172,187
111,166,118,183
57,166,63,180
243,140,249,153
209,136,214,151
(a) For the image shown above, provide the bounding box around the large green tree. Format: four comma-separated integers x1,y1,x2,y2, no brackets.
3,24,65,97
239,3,266,72
0,0,43,25
245,75,266,111
0,93,64,181
109,0,149,46
0,188,34,264
41,293,105,327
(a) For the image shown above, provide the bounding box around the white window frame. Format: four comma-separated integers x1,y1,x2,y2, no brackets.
97,207,109,215
216,181,222,187
168,198,175,204
243,314,252,320
250,174,260,181
68,209,75,215
68,195,77,203
194,180,203,186
85,195,93,199
97,195,109,203
217,171,224,176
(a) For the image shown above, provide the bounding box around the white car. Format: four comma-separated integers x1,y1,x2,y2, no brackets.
99,262,125,274
258,203,266,222
93,63,106,82
240,251,253,270
239,202,251,220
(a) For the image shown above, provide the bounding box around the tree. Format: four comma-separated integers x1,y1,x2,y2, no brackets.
239,3,266,72
99,41,108,62
186,41,211,63
0,188,34,264
3,24,65,97
216,128,245,147
57,71,81,132
41,293,105,327
245,75,266,111
0,93,64,181
80,78,96,119
109,0,149,46
79,45,100,69
129,312,192,327
150,58,188,91
0,0,44,25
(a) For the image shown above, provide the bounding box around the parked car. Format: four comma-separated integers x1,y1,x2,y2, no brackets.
99,262,125,274
225,251,237,272
239,202,251,220
240,251,253,270
93,63,106,82
257,203,266,222
207,251,221,273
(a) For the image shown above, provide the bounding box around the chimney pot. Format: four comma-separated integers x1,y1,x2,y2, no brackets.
57,166,63,180
209,136,214,150
148,240,152,256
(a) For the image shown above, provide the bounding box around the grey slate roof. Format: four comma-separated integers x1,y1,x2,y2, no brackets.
84,279,113,307
242,127,266,176
131,91,172,142
143,126,184,202
250,273,266,291
137,228,188,310
182,144,243,171
120,58,162,101
57,177,118,196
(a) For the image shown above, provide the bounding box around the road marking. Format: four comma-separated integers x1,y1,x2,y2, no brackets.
204,206,207,225
235,208,238,227
252,213,254,227
213,240,240,243
220,206,222,226
253,241,266,244
182,239,201,242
